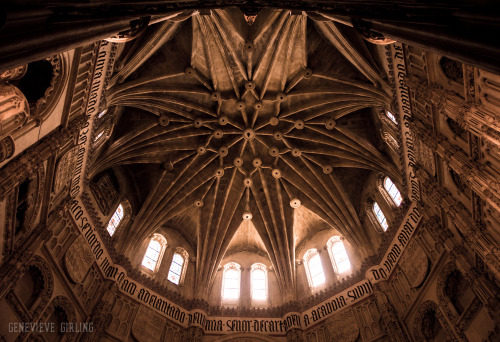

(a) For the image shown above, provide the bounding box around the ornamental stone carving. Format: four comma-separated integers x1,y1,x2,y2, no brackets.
131,305,166,342
399,240,429,288
64,235,95,284
0,82,30,138
0,135,15,162
0,65,27,81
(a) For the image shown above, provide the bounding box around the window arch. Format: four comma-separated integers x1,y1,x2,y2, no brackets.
327,237,351,274
304,249,325,289
168,248,189,285
222,262,241,300
251,263,267,301
384,177,402,206
106,203,124,236
386,110,398,124
373,202,388,231
141,234,167,272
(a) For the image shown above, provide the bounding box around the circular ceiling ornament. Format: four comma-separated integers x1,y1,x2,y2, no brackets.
291,148,302,157
269,117,279,126
290,198,301,208
294,120,305,130
323,165,333,174
218,115,228,125
234,157,243,167
211,92,221,101
325,119,336,130
302,68,313,79
273,131,283,140
254,102,263,110
242,128,255,140
269,146,279,156
252,158,262,168
197,146,207,155
163,161,174,170
194,200,204,207
276,92,287,102
158,114,170,127
219,146,228,157
194,118,203,128
236,101,246,110
245,81,256,90
244,42,255,52
243,178,253,187
213,129,224,139
272,169,282,178
215,168,225,178
242,212,253,220
185,66,195,77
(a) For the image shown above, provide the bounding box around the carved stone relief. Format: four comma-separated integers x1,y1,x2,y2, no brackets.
64,235,94,283
0,82,30,138
90,173,118,216
132,305,167,342
325,308,359,341
399,239,429,288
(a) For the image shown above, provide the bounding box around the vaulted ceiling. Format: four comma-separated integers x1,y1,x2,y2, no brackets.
92,8,398,296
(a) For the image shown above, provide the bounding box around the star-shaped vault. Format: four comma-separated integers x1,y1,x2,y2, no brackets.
91,8,399,300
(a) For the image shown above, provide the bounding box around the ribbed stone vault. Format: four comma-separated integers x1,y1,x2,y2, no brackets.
91,8,399,300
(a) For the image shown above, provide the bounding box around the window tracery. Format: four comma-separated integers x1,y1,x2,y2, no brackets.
141,234,167,272
327,237,351,274
373,202,388,231
304,249,326,289
384,177,403,206
106,203,124,236
222,262,241,300
386,110,398,124
251,263,267,301
168,248,189,285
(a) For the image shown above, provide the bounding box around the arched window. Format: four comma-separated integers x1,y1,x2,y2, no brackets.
373,202,388,231
384,177,402,206
304,249,325,288
251,264,267,300
386,110,397,124
141,234,167,272
168,250,188,285
106,203,124,236
327,237,351,274
94,130,104,144
222,262,241,299
98,108,108,119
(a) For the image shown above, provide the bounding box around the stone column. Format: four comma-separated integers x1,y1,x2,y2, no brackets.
320,246,337,284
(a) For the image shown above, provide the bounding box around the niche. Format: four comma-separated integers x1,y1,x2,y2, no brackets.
14,265,44,310
14,60,54,105
444,270,474,315
15,179,31,234
439,57,463,84
46,305,68,342
421,309,446,341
